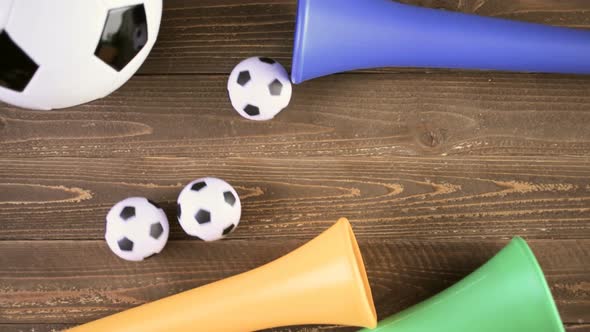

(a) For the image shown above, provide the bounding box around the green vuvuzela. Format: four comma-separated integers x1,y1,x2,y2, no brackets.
361,237,564,332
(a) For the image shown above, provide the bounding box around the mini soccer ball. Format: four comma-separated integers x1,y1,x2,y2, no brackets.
105,197,169,261
0,0,162,110
227,57,292,121
177,177,241,241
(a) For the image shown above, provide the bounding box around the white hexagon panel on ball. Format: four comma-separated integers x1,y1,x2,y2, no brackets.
0,0,162,110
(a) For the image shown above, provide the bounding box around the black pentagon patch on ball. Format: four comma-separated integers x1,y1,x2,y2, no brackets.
95,4,148,71
237,70,251,86
147,199,162,209
118,237,134,251
222,224,235,236
176,203,182,220
268,79,283,96
120,206,136,221
150,222,164,239
223,191,236,206
191,181,207,192
244,104,260,116
195,209,211,224
0,31,39,92
259,57,276,64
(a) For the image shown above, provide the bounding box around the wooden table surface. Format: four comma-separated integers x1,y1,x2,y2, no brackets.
1,0,590,331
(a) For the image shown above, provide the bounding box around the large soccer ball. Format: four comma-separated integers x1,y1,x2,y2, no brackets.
105,197,169,262
227,57,292,121
177,177,241,241
0,0,162,110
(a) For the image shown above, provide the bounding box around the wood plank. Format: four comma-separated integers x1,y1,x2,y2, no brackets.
1,156,590,240
0,324,73,332
2,73,590,158
139,0,590,74
0,239,587,326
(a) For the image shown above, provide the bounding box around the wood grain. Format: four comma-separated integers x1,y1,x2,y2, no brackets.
1,156,590,240
0,324,73,332
2,73,590,158
0,239,587,326
138,0,590,74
